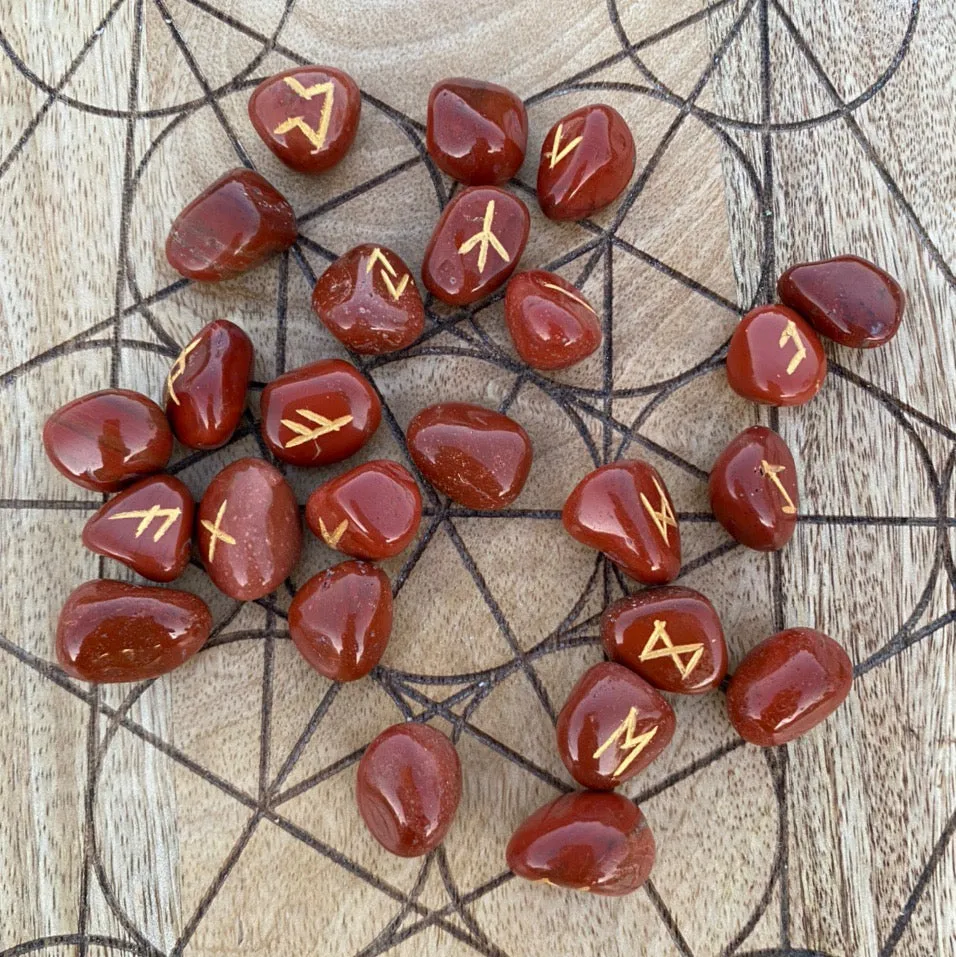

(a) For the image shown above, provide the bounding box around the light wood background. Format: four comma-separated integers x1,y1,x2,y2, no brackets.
1,1,954,955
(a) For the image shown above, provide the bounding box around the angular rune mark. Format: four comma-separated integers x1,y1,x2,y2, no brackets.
541,282,595,313
759,460,797,514
639,619,704,679
547,122,583,169
592,706,659,778
366,247,410,301
274,77,335,153
779,318,808,375
281,408,354,451
318,516,349,549
200,499,237,562
457,200,510,274
640,477,678,544
107,504,183,543
166,338,201,406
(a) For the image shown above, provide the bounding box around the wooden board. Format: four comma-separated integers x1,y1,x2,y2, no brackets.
1,1,954,955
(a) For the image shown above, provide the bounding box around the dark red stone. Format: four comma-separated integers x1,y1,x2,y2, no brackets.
356,723,462,857
726,305,827,406
305,460,422,560
778,255,905,348
289,561,392,682
248,66,361,174
562,460,680,584
82,475,194,583
421,186,529,306
197,457,301,601
536,104,635,221
601,586,727,695
260,359,382,467
726,628,853,746
506,792,656,896
165,169,297,282
406,402,532,510
311,244,424,354
426,77,528,186
56,580,211,683
709,426,799,551
43,390,173,493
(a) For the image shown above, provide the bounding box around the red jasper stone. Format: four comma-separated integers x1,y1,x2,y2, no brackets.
406,402,532,510
164,319,253,450
726,305,827,406
505,270,602,370
537,104,635,221
305,460,422,560
260,359,381,467
562,460,680,584
248,66,361,174
709,426,799,552
56,580,211,683
601,587,727,695
778,255,905,349
556,662,675,790
82,475,194,583
726,628,853,746
426,77,528,186
289,561,392,682
506,792,655,896
356,723,462,857
165,168,297,282
311,244,424,354
421,186,530,306
43,390,173,493
197,457,301,601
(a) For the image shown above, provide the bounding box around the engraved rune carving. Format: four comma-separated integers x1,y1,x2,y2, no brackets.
166,338,201,406
273,77,335,153
547,122,583,169
281,409,354,451
318,517,348,549
107,505,183,543
640,476,678,544
541,282,595,313
200,500,236,562
457,200,510,274
639,619,704,679
592,706,659,778
779,318,808,375
759,460,797,514
366,247,409,301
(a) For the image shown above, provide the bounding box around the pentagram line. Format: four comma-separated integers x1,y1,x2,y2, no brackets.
645,878,697,957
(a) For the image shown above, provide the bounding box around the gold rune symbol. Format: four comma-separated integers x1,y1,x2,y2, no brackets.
200,499,237,562
166,338,201,406
779,318,808,375
547,122,583,169
318,516,349,549
639,619,704,680
366,247,410,301
640,476,678,544
281,409,354,451
107,504,183,543
759,460,797,514
592,707,659,778
457,200,510,274
541,282,595,313
273,77,335,153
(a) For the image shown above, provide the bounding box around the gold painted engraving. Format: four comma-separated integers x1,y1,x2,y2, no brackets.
319,516,349,549
541,282,595,313
166,338,201,406
366,247,410,301
535,878,590,892
107,504,182,543
778,318,808,375
281,409,354,451
639,618,704,679
547,122,583,169
592,706,659,778
639,476,678,544
274,77,335,153
457,200,510,274
200,499,237,562
759,460,797,515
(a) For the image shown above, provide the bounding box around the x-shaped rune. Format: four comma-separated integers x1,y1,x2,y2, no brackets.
200,499,237,562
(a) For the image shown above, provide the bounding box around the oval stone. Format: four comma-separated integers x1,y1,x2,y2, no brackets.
305,460,422,560
43,389,173,492
562,460,680,584
56,580,212,683
311,244,424,355
421,186,530,306
197,458,302,601
726,304,827,406
709,425,799,551
165,168,297,282
289,561,392,682
164,319,254,450
406,402,532,510
356,723,462,857
601,586,728,694
778,254,905,348
726,628,853,746
260,359,382,467
506,792,656,896
82,475,194,583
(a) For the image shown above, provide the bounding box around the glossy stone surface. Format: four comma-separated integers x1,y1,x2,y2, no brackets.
506,792,655,896
421,186,529,305
426,77,527,186
311,244,424,354
165,169,297,282
505,270,602,370
249,66,361,174
305,460,422,560
197,458,301,601
56,580,211,683
537,104,635,221
164,319,254,450
406,402,532,510
601,586,727,695
709,426,799,551
43,390,173,493
260,359,382,467
82,475,194,583
726,305,827,406
562,460,680,584
726,628,853,746
556,662,675,790
289,561,392,681
356,723,462,857
778,255,905,348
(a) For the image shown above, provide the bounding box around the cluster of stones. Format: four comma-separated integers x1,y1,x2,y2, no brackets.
42,67,906,894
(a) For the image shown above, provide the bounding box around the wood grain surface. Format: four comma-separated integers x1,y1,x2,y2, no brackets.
1,2,954,955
